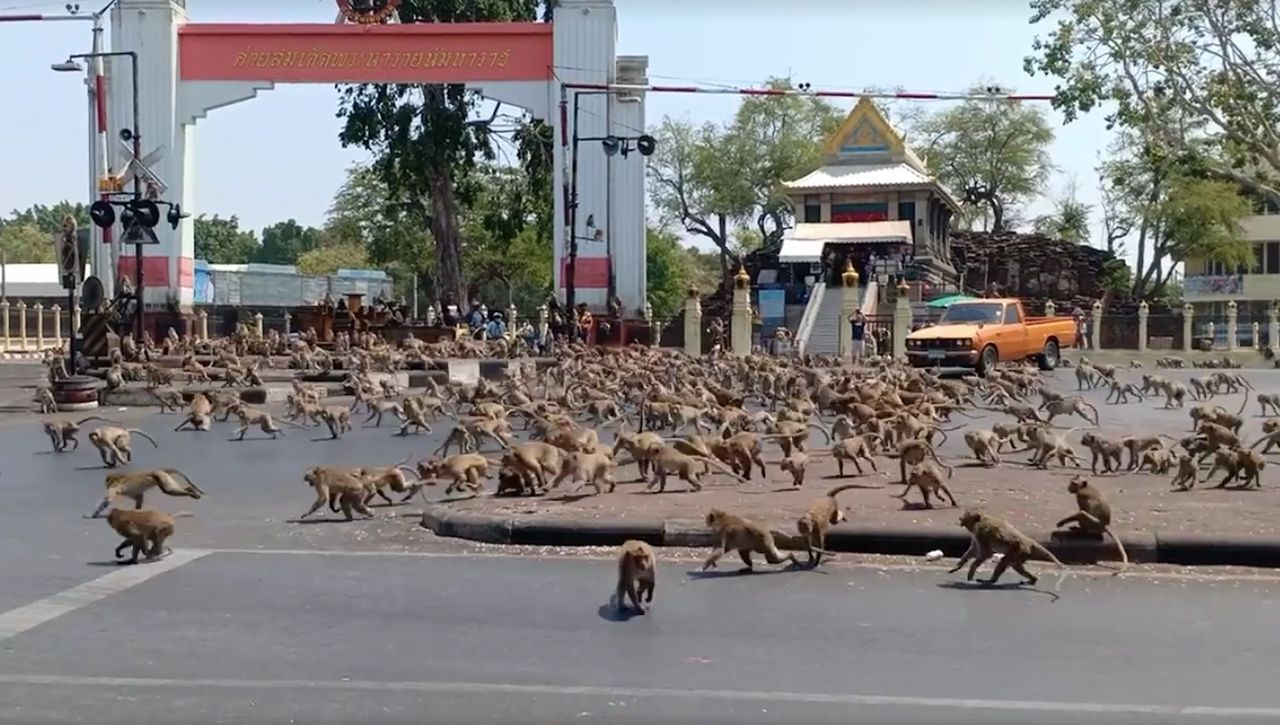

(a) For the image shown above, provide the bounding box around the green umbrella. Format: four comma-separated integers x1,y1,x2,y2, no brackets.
926,294,975,309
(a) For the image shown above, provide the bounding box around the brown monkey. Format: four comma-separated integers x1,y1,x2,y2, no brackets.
962,429,1003,467
894,437,945,484
416,453,495,496
364,398,407,427
231,405,304,440
495,466,535,496
149,388,184,413
299,466,375,521
174,393,215,432
1121,435,1166,470
355,456,421,505
1080,432,1124,474
434,425,479,457
89,468,205,518
831,434,879,476
319,406,353,439
950,509,1067,587
1055,476,1129,574
1043,396,1100,426
502,441,567,492
1257,393,1280,417
1105,380,1144,404
895,460,957,508
1138,446,1177,475
795,484,860,566
88,426,159,467
106,508,180,564
1202,446,1266,489
614,540,656,614
701,508,799,573
1169,452,1199,490
396,404,434,436
36,386,56,414
1026,427,1085,469
779,452,810,488
549,450,619,495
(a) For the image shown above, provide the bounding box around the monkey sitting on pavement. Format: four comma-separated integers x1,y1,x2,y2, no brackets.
701,508,801,573
950,509,1067,588
1054,476,1129,574
613,540,656,614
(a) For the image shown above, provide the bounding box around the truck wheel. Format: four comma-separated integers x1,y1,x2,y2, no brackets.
1038,339,1060,371
977,345,998,377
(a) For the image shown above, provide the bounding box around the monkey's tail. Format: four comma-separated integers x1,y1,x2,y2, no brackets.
1103,526,1130,576
163,468,206,496
1030,541,1069,592
808,422,832,444
825,483,862,500
130,429,159,448
77,415,119,426
1237,391,1250,417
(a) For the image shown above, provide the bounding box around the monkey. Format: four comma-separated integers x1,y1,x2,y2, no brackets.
355,456,422,505
1194,421,1241,456
89,468,205,518
434,425,480,457
647,445,746,493
174,393,215,432
36,386,56,414
501,441,567,492
416,453,496,497
831,434,879,476
701,508,800,573
1137,446,1178,475
88,426,159,467
1121,435,1167,471
963,429,1003,467
41,415,113,453
991,402,1045,425
231,405,304,440
893,437,946,484
949,509,1067,587
1105,380,1145,404
1074,364,1099,390
299,466,375,521
1170,451,1200,491
396,404,434,436
1054,476,1129,574
1026,426,1085,469
318,406,353,439
364,398,407,427
1043,396,1100,426
779,452,810,488
144,363,175,389
1202,446,1266,489
495,466,534,497
1257,393,1280,418
714,431,770,481
1080,432,1124,474
549,450,619,495
795,484,860,566
106,508,180,565
1162,381,1189,409
148,388,184,413
990,421,1024,452
611,430,666,481
614,540,656,614
895,460,957,508
1188,375,1218,400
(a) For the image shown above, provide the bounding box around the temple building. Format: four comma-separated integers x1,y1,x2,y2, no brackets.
776,97,961,288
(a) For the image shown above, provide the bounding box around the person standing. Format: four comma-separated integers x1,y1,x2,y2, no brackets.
849,309,867,363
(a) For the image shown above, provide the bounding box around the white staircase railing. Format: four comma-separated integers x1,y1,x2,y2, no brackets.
794,283,825,354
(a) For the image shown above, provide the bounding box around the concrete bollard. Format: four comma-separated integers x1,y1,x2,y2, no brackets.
0,299,8,351
892,282,911,360
17,301,28,351
33,302,44,351
71,305,81,340
198,310,209,341
1226,301,1238,351
253,312,264,338
51,304,62,351
684,291,703,357
1091,300,1103,351
652,319,664,348
1253,321,1261,350
1045,299,1057,318
1183,304,1194,353
1136,301,1149,352
1270,305,1279,354
283,312,292,337
731,267,751,356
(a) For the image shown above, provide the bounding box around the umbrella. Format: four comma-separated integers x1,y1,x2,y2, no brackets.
926,294,975,309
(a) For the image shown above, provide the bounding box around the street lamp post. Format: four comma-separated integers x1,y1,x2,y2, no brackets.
55,50,143,341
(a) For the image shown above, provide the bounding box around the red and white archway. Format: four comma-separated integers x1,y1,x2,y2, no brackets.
98,0,647,313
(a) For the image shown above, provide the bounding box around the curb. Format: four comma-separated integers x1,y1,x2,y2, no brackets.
420,505,1280,568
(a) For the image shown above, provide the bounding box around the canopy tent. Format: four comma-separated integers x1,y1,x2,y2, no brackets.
777,220,914,263
926,294,975,308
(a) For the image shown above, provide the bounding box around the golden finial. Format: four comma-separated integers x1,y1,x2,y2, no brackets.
841,260,859,288
734,265,751,290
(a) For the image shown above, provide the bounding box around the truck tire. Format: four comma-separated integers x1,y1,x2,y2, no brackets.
977,345,998,377
1038,339,1060,371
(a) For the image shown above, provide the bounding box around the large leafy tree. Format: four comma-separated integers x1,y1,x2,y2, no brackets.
648,77,838,291
297,242,370,277
253,219,327,265
0,202,89,236
193,214,259,264
1024,0,1280,207
914,84,1055,231
0,223,56,264
336,0,543,306
1031,181,1092,244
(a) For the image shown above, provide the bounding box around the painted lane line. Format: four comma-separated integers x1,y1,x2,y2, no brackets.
0,550,207,641
0,674,1275,718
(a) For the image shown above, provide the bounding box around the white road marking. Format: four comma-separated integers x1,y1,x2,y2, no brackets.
0,674,1275,718
0,550,207,642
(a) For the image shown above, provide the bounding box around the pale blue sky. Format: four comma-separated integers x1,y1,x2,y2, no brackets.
0,0,1111,251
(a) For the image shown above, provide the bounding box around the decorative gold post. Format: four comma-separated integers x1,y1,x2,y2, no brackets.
731,265,752,355
838,262,860,357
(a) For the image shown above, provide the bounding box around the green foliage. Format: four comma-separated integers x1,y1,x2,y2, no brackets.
1025,0,1280,207
325,163,432,275
645,226,688,320
460,163,553,309
1031,185,1092,244
1098,258,1132,294
254,219,326,266
193,214,259,264
0,223,56,263
335,0,544,303
648,77,838,289
0,202,89,236
296,242,370,277
1162,176,1252,267
914,84,1054,231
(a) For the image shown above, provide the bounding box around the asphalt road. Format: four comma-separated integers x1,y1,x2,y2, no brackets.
4,363,1280,723
1,551,1279,724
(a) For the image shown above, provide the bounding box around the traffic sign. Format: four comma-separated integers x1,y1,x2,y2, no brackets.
117,141,169,195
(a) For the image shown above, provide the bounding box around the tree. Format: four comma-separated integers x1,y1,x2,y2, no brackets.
193,214,259,264
1025,0,1280,207
336,0,544,307
914,85,1055,231
253,219,325,265
0,223,56,263
0,202,89,236
648,77,838,290
460,163,552,308
1031,181,1091,243
645,226,690,320
296,242,370,277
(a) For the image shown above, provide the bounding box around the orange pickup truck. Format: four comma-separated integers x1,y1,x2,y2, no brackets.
905,298,1075,374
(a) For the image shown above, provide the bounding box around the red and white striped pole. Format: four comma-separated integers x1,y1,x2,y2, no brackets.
560,81,1057,103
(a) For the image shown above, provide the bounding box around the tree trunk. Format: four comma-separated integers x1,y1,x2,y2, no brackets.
718,214,730,291
428,166,465,305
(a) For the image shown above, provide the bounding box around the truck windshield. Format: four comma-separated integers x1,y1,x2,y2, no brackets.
939,303,1004,325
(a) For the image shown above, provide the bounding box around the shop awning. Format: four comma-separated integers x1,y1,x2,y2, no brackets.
777,221,913,263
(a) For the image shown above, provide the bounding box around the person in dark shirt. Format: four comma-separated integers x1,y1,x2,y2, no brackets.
849,310,867,361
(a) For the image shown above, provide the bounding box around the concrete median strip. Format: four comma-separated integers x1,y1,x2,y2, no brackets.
420,503,1280,568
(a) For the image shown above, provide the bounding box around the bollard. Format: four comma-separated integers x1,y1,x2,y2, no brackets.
1226,301,1238,351
71,305,81,341
253,312,264,338
51,304,62,351
34,302,44,351
1253,321,1261,350
1137,301,1149,353
684,290,703,357
1183,304,1194,353
837,262,859,358
198,310,209,341
17,301,28,351
283,312,292,337
0,299,8,352
651,319,664,348
892,282,911,360
1270,304,1279,355
507,304,518,329
1090,300,1103,352
731,266,752,356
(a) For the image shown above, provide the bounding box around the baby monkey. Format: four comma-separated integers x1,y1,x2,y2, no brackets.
613,539,656,614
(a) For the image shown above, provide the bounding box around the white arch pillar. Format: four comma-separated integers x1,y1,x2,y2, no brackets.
105,0,649,314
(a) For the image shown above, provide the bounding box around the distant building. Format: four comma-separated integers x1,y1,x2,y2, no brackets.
775,97,962,287
1182,201,1280,325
